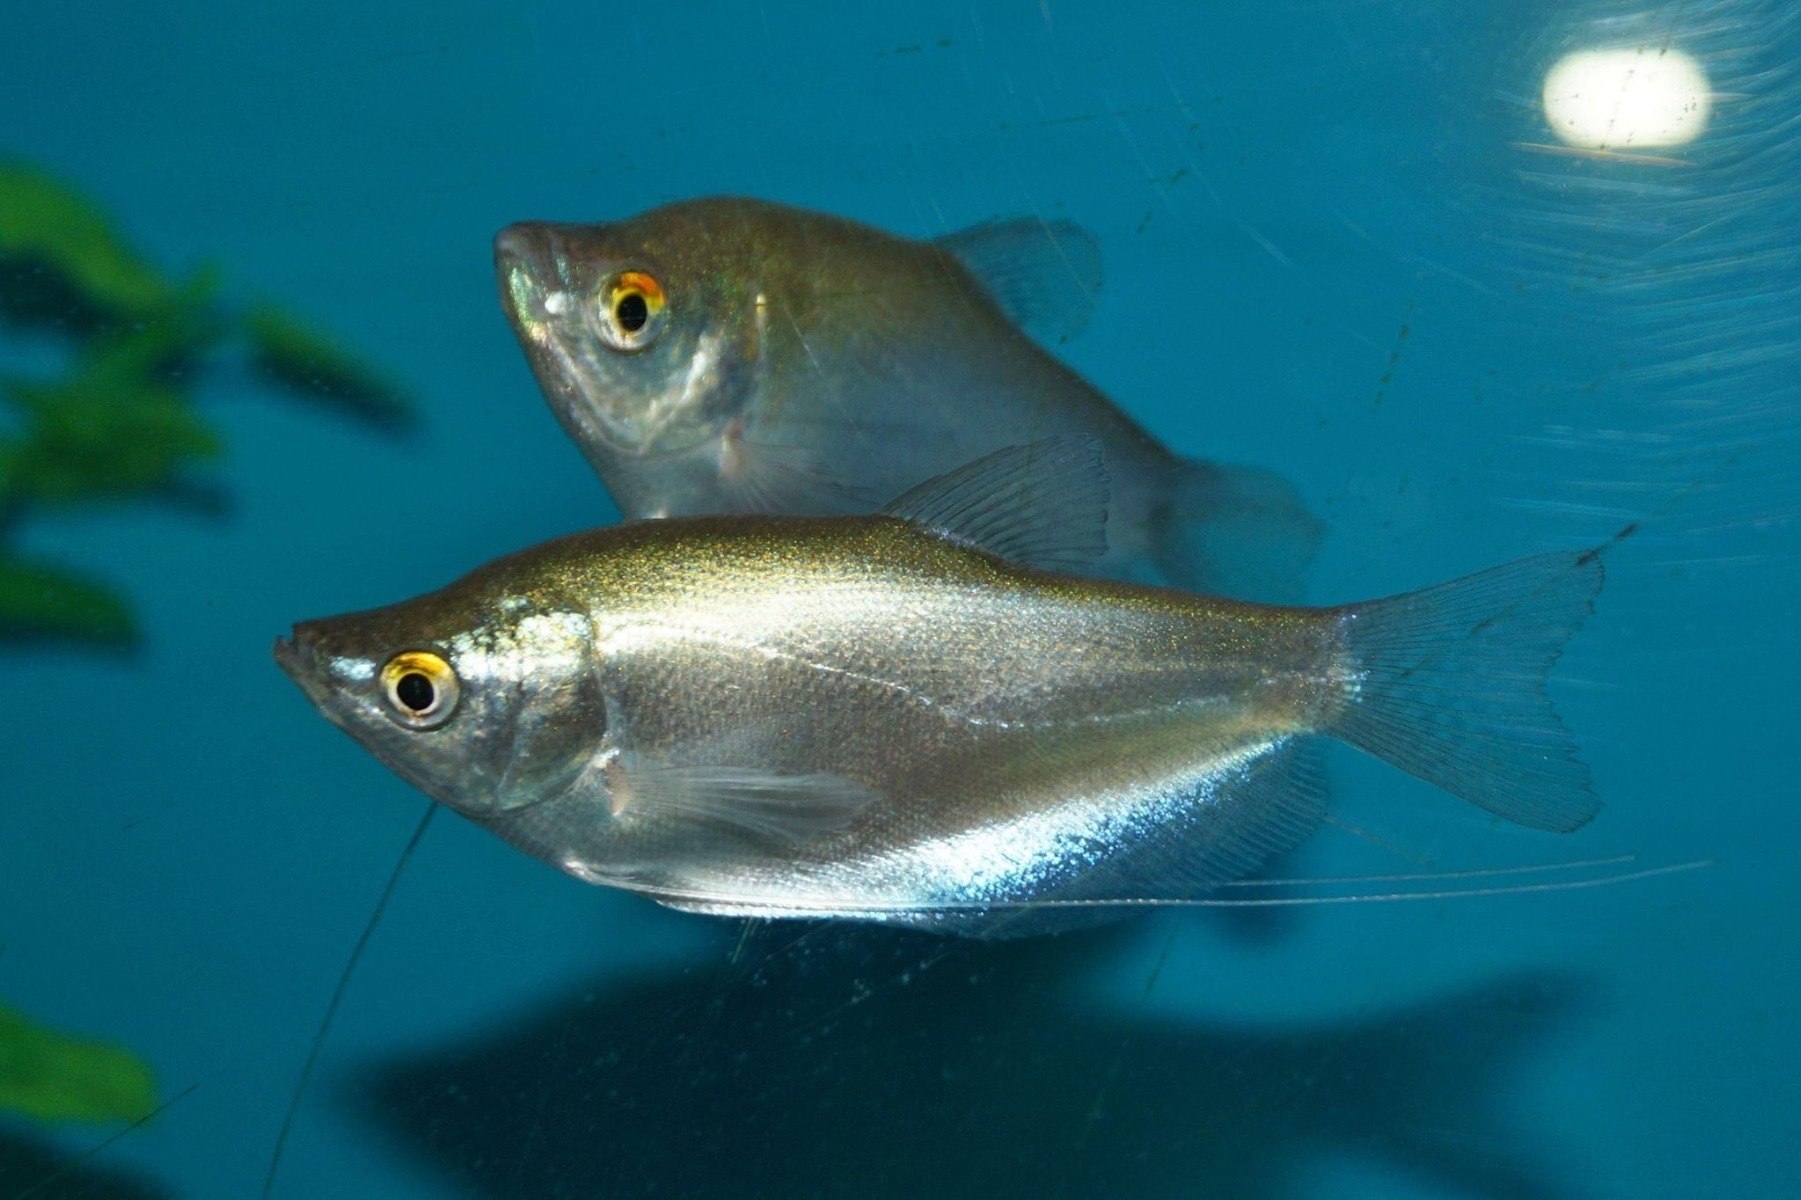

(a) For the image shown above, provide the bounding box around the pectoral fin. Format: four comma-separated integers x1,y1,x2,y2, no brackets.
609,754,880,846
715,433,876,515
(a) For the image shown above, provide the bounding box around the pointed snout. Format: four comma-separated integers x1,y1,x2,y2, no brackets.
273,619,378,719
494,222,564,333
273,624,332,708
272,630,302,679
493,222,552,278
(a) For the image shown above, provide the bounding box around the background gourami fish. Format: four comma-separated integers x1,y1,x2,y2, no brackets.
494,197,1321,601
276,440,1603,936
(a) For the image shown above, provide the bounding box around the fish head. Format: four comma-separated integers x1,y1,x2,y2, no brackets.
276,570,606,819
495,215,763,469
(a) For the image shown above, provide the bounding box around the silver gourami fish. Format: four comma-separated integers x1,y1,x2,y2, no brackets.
493,197,1320,601
275,440,1602,936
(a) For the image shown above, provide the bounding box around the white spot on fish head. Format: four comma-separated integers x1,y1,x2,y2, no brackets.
327,654,375,683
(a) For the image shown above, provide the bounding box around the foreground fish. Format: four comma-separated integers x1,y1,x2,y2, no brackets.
494,197,1320,600
277,440,1601,935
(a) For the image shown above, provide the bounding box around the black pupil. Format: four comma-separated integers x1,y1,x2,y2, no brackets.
615,290,650,333
395,671,436,713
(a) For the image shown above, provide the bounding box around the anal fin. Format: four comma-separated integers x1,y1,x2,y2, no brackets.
945,733,1330,939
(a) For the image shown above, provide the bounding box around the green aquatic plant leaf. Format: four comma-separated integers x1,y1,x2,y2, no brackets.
0,162,175,331
0,1003,157,1124
0,159,414,650
36,301,220,391
1,320,229,506
2,367,221,504
244,303,413,430
0,555,138,645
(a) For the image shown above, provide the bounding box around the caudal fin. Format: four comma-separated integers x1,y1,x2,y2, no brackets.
1332,550,1607,833
1151,459,1323,602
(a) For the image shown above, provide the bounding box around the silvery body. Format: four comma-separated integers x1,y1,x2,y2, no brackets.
278,445,1600,936
494,197,1317,600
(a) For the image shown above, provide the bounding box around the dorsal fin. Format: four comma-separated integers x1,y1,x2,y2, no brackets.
933,217,1103,344
879,436,1109,571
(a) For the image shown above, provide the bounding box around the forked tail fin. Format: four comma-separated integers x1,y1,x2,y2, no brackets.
1332,549,1608,833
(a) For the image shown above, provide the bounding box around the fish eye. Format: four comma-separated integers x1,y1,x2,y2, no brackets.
596,270,668,352
379,650,460,729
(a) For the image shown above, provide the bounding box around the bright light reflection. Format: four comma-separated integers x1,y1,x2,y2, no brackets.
1542,46,1712,150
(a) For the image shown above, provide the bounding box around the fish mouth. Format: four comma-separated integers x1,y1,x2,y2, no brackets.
272,631,302,679
493,221,552,272
273,630,335,710
493,222,559,330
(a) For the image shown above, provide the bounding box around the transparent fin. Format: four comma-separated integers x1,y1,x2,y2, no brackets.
1333,550,1607,833
968,739,1331,936
1150,458,1324,602
880,436,1109,571
641,855,1706,926
611,754,879,846
933,217,1103,344
658,737,1328,939
1137,740,1330,895
715,434,875,516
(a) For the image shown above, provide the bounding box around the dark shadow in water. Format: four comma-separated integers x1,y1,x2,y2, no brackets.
0,1128,169,1200
357,921,1589,1200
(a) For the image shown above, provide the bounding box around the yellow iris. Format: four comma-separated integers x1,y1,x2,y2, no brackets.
380,650,460,727
599,270,667,349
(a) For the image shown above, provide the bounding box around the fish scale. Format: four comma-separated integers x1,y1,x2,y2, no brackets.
494,196,1324,601
279,439,1605,937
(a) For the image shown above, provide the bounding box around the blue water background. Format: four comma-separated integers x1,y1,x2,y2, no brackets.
2,2,1796,1196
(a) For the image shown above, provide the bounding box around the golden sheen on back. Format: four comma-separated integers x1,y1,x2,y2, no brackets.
278,440,1605,936
494,197,1321,601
